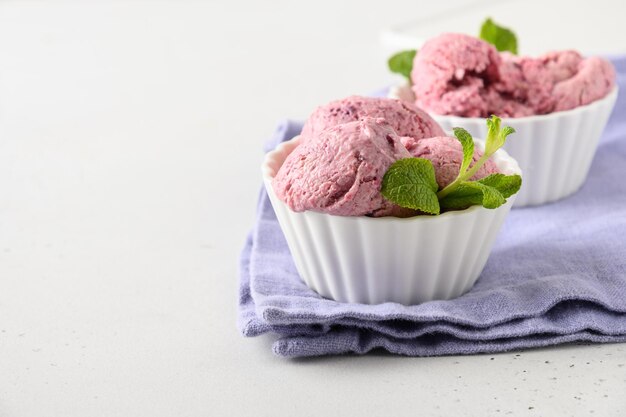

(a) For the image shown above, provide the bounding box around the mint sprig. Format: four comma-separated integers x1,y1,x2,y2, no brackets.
381,116,521,214
387,49,417,82
479,18,518,54
436,116,516,200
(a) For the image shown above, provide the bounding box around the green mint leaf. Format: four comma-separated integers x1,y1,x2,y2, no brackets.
479,17,518,54
452,127,475,175
439,181,504,210
484,115,515,156
381,158,440,215
388,49,417,82
439,174,521,210
478,173,522,198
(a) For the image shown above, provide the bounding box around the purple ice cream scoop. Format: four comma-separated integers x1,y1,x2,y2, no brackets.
411,33,502,118
273,117,417,217
301,96,445,141
411,33,616,117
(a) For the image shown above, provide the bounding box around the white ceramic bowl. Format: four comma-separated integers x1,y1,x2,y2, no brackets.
262,135,522,305
389,86,618,207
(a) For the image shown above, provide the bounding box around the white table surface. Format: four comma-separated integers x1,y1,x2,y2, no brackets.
0,1,624,416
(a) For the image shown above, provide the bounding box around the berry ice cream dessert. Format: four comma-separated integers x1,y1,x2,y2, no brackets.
264,103,522,304
409,33,616,118
272,95,520,217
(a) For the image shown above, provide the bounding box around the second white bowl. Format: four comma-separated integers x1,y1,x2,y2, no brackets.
390,86,618,207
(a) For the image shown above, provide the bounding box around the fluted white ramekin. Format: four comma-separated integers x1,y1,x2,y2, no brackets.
262,135,521,305
389,86,618,207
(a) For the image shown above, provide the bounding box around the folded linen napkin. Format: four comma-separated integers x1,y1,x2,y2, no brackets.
238,57,626,358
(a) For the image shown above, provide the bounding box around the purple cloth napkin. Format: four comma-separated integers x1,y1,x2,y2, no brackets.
238,56,626,358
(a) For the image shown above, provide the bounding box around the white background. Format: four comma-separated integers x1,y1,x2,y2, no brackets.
0,1,625,416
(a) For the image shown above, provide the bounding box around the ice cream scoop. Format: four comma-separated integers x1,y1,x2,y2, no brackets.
273,118,415,217
553,56,616,112
411,33,616,117
411,33,501,117
492,51,583,115
301,96,445,141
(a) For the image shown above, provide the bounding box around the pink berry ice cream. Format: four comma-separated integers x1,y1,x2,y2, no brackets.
401,136,498,188
273,118,417,217
301,96,445,140
552,56,616,112
411,33,502,118
273,95,507,217
411,33,616,117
